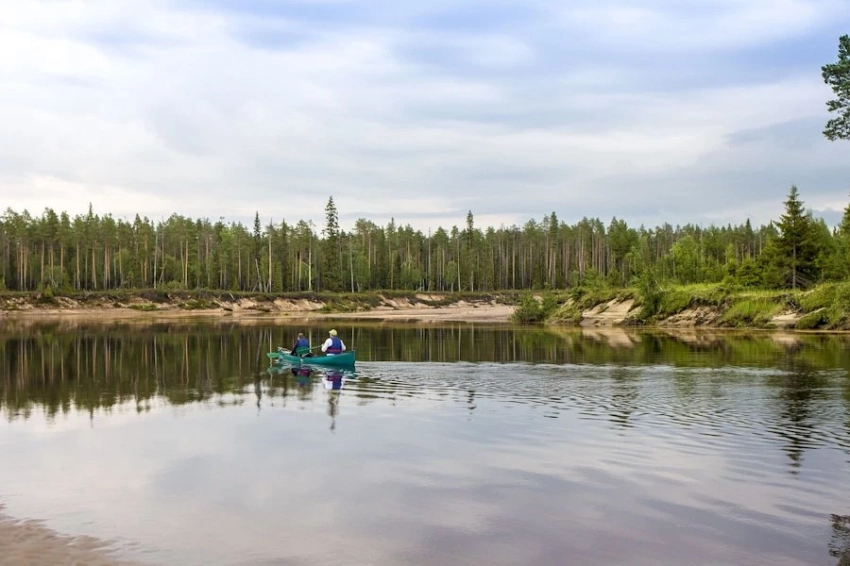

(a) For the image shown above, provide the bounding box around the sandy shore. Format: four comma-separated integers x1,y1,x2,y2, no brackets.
1,301,517,324
0,508,137,566
320,302,516,323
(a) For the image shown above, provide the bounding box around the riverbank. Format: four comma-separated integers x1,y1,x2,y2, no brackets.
2,284,849,329
547,282,850,331
0,291,516,323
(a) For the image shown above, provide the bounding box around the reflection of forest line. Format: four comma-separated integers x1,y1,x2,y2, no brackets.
2,323,849,422
831,515,850,566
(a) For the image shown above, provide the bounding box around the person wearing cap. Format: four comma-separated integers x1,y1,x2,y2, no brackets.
321,329,346,355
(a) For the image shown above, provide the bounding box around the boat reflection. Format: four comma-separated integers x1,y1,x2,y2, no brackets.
291,366,314,388
322,368,346,391
264,365,355,430
318,368,357,432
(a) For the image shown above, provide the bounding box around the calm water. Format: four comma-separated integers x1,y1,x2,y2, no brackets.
1,320,849,565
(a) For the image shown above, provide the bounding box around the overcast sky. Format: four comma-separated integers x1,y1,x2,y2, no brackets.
1,0,849,233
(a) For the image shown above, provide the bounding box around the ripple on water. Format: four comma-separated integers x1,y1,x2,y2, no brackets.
2,359,849,566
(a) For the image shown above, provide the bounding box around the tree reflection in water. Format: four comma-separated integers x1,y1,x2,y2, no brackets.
831,514,850,566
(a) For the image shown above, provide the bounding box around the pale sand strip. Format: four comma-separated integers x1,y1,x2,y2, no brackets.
0,509,139,566
0,302,517,324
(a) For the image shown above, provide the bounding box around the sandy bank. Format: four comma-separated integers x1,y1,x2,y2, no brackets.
0,508,137,566
1,295,517,323
320,302,516,323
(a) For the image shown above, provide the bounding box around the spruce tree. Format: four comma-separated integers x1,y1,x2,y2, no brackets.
776,186,818,289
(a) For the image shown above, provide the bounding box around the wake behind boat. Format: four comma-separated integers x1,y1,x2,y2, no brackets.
268,348,356,368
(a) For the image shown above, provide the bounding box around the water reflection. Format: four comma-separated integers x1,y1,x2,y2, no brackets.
832,515,850,566
767,365,831,472
0,320,849,565
264,364,356,432
608,367,639,429
1,320,849,464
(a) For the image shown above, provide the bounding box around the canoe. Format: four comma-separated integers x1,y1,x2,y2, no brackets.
267,350,356,367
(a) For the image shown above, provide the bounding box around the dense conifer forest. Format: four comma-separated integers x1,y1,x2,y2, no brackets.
1,187,848,295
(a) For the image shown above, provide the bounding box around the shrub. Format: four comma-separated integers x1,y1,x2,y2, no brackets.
180,299,218,310
795,309,827,330
657,289,692,318
140,290,170,303
798,284,837,312
634,267,662,321
512,293,558,324
823,282,850,328
720,299,782,327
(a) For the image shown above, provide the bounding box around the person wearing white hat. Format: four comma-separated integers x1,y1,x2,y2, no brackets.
321,329,346,355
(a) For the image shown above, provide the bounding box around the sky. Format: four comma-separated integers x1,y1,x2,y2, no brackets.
1,0,849,233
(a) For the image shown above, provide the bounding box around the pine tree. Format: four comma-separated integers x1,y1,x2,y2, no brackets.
321,197,342,291
822,35,850,141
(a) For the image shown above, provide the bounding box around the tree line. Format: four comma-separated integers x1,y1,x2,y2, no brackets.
1,188,848,295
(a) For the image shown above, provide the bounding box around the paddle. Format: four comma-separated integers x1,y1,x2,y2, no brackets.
278,345,323,357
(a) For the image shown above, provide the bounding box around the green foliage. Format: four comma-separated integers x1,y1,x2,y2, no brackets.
720,298,783,327
794,282,850,328
824,281,850,327
321,197,343,292
512,293,560,324
634,266,662,320
180,299,218,310
796,309,828,330
0,186,847,300
319,296,364,313
34,290,57,305
571,278,619,308
140,290,171,303
128,303,158,312
670,235,700,284
822,35,850,141
732,258,762,287
641,283,731,320
657,289,693,318
774,186,820,289
798,284,837,312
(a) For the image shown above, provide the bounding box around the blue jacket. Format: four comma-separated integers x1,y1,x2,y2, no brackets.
292,337,310,355
326,336,343,354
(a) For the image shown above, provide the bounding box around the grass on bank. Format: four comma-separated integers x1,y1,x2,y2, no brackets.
719,298,784,327
526,280,850,330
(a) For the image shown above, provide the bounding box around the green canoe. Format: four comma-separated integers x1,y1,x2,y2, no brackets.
267,350,356,367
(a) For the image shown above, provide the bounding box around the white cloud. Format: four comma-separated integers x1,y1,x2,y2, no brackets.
558,0,841,52
0,0,847,232
0,175,173,218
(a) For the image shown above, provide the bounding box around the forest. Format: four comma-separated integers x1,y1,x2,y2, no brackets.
0,186,849,296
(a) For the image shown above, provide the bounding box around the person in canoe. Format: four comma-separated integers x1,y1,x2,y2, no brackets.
291,332,312,357
321,329,346,355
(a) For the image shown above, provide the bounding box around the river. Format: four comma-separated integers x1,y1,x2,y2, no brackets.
1,320,849,565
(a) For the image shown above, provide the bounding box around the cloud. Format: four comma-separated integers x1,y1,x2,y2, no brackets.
0,0,848,232
557,0,840,52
